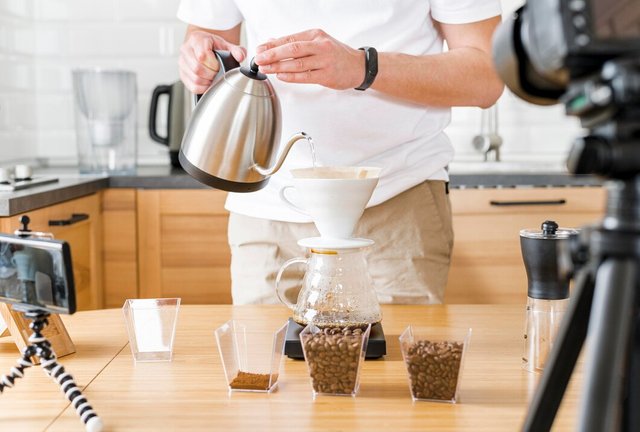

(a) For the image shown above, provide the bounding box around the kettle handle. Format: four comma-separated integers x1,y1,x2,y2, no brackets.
149,84,172,145
194,50,241,104
275,257,307,310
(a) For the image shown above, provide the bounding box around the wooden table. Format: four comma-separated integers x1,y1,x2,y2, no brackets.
0,305,582,431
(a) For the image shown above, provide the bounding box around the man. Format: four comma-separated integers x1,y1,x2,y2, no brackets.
177,0,504,305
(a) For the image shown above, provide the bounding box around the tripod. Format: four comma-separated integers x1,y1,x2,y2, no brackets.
523,58,640,431
0,308,103,432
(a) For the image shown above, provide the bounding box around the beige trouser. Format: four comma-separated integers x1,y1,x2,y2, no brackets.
227,180,454,305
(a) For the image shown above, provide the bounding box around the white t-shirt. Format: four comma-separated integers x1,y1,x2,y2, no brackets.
177,0,501,222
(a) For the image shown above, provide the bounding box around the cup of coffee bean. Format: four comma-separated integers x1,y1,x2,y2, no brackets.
214,319,289,393
399,326,472,403
300,323,371,397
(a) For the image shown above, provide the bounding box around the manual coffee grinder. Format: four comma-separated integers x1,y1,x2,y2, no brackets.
520,220,578,372
275,167,386,359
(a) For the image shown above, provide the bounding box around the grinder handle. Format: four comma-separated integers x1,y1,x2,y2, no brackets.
275,257,307,310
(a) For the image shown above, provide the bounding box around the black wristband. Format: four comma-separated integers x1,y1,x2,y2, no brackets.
355,46,378,91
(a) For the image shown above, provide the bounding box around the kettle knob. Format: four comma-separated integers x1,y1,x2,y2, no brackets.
541,220,559,235
239,57,267,81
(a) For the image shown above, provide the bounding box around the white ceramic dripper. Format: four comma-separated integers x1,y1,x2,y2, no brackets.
279,167,380,241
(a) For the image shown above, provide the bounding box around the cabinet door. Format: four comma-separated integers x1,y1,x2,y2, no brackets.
137,190,232,304
0,194,103,310
102,189,138,308
446,187,606,304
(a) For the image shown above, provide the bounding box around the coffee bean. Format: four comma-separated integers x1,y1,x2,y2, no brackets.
404,339,464,401
301,326,367,395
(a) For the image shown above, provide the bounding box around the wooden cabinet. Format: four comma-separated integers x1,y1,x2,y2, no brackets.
445,186,606,304
0,194,103,311
0,184,604,310
137,189,232,304
101,189,138,308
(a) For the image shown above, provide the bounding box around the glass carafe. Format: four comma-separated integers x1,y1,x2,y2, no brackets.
275,246,381,328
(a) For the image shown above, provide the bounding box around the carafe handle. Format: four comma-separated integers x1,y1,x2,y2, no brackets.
275,257,307,310
279,185,309,216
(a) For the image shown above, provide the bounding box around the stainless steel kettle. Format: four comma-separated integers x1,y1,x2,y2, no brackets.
179,51,310,192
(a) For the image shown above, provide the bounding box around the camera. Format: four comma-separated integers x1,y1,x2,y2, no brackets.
494,0,640,180
0,233,76,314
493,0,640,106
492,2,640,431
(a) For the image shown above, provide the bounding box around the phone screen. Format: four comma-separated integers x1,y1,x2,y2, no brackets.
0,234,76,314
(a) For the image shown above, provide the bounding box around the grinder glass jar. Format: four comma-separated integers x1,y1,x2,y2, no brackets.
520,220,578,372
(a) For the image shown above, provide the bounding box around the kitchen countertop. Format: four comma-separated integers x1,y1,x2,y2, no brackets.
0,304,582,431
0,164,604,217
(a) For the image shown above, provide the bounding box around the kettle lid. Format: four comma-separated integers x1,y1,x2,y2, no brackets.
223,58,276,97
520,220,579,239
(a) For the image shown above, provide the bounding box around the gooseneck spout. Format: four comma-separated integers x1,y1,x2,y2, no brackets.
254,132,311,176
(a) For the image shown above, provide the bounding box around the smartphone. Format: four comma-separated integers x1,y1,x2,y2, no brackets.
0,233,76,314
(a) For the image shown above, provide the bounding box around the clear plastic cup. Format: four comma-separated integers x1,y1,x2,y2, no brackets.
214,320,288,393
122,298,180,362
300,324,371,398
399,326,472,403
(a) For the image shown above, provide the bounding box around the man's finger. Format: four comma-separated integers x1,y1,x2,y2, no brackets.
254,41,317,65
179,67,211,94
210,35,247,63
183,46,217,80
190,37,220,72
275,70,324,85
259,55,323,74
256,29,321,53
179,59,213,91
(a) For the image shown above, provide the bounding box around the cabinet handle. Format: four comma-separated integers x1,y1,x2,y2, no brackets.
49,213,90,226
489,199,567,207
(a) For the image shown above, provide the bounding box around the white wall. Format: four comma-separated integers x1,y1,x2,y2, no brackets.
0,0,185,166
0,0,582,166
0,0,37,162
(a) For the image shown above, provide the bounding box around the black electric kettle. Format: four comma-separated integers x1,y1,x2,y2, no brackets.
178,51,310,192
149,80,193,168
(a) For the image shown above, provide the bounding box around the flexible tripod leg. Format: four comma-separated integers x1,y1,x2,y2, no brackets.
36,345,104,432
577,258,637,432
1,311,103,432
0,346,37,393
523,267,595,431
26,313,104,432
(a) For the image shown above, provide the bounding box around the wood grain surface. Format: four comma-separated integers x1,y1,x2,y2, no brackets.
0,305,583,431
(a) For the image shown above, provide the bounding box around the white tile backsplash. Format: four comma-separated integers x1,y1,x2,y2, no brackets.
0,0,580,167
33,0,116,21
0,0,34,18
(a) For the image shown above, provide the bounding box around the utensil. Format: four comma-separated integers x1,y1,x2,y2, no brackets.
72,69,137,175
275,243,382,328
179,51,310,192
149,80,193,168
520,220,578,372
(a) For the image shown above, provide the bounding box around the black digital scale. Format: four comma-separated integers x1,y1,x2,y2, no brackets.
284,318,387,359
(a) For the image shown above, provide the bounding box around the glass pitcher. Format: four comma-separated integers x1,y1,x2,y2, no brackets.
72,68,137,175
275,246,382,328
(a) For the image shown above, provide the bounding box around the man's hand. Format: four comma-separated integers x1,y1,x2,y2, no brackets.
179,29,246,94
254,29,365,90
